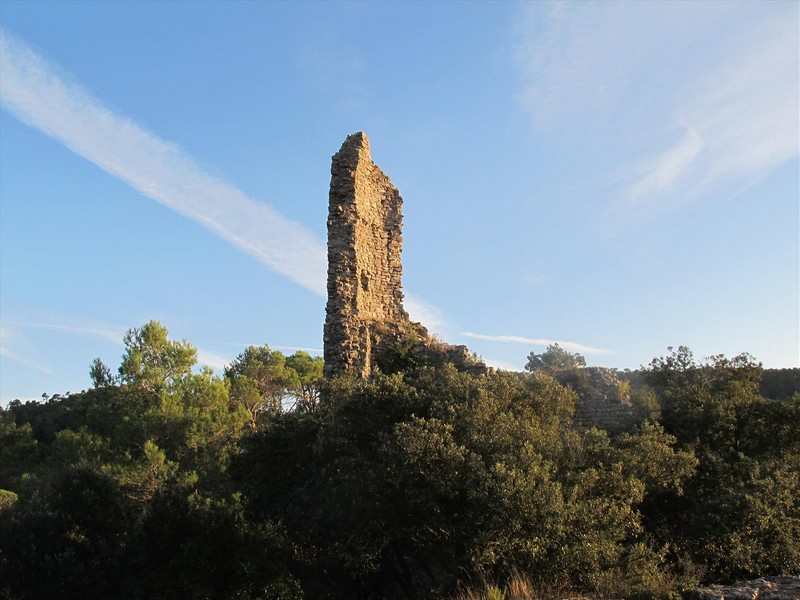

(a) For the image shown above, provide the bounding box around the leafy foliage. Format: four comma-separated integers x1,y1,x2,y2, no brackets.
1,328,796,599
233,367,699,598
525,343,586,374
643,346,800,581
759,367,800,401
225,345,324,426
118,320,197,391
90,357,116,388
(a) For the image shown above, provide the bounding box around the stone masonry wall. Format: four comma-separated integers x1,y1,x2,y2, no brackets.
323,132,488,379
322,132,641,432
555,367,646,431
324,132,409,377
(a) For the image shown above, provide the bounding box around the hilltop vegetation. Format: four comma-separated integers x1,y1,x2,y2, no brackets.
0,323,798,599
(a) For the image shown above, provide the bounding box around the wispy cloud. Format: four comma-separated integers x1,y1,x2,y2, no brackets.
461,331,611,356
0,28,327,296
206,340,323,354
195,349,231,373
516,1,799,221
0,28,449,334
0,323,54,375
482,357,522,372
0,318,230,374
0,319,123,344
627,126,704,202
405,294,447,334
622,8,799,212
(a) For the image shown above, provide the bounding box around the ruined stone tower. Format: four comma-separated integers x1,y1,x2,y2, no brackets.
323,132,489,379
321,134,643,432
324,132,409,377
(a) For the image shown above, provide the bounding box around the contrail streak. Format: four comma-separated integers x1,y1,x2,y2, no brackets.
461,332,611,355
0,28,327,296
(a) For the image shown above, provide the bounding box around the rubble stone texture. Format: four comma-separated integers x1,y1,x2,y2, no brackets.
324,132,409,377
322,132,649,432
323,132,487,378
555,367,646,431
684,576,800,600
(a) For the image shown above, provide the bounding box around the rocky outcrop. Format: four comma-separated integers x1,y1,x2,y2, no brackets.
323,132,488,378
684,576,800,600
555,367,646,431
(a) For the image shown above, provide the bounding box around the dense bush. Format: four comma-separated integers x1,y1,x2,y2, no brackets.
0,326,797,599
642,347,800,581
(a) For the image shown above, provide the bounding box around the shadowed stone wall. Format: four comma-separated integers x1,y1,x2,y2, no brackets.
555,367,646,431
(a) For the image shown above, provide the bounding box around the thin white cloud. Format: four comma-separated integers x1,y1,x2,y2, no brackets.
0,28,449,335
516,1,701,132
623,8,799,211
0,319,123,344
0,28,327,296
482,357,522,372
461,331,611,356
206,340,323,354
195,349,231,373
405,294,447,334
516,1,799,220
0,322,55,375
628,126,704,202
0,318,230,375
685,10,799,184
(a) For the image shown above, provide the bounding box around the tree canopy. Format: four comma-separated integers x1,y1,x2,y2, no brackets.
0,327,797,599
225,345,324,427
525,343,587,373
117,320,197,391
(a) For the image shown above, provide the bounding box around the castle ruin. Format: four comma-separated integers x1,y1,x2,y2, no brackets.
323,132,408,377
323,132,488,378
321,132,644,432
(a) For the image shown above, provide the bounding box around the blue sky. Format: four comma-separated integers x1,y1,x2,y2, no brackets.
1,1,798,403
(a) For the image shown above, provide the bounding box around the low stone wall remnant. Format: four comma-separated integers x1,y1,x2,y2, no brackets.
555,367,646,431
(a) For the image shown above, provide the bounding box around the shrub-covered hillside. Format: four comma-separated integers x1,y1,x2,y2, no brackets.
1,323,797,599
